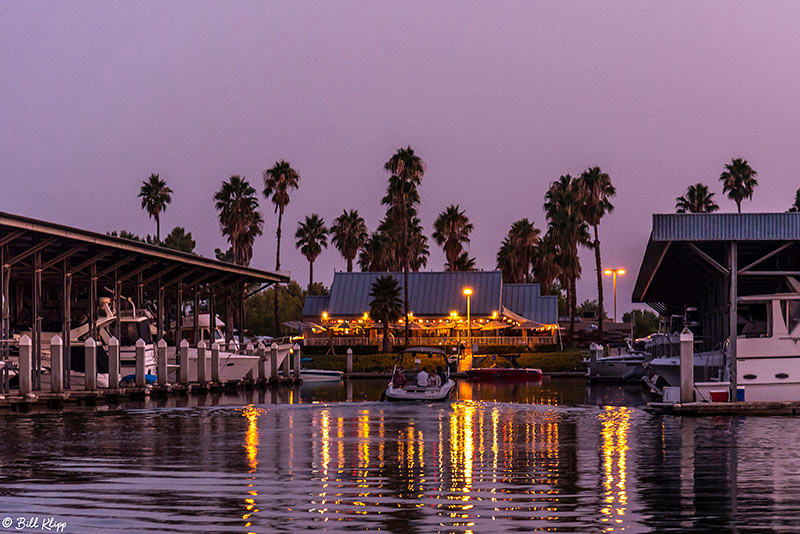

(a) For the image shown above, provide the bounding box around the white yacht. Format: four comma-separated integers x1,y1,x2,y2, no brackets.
383,347,455,402
585,344,648,382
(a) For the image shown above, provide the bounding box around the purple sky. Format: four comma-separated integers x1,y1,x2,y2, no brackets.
3,1,800,315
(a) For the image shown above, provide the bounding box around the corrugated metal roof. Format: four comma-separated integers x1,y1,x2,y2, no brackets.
653,213,800,241
502,284,558,324
325,271,503,316
302,295,330,317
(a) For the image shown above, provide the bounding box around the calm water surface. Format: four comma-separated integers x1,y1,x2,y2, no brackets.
0,378,796,533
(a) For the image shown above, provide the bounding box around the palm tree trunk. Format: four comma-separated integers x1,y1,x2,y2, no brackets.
232,238,238,266
309,260,314,291
347,257,353,272
401,191,409,348
156,214,160,243
594,225,604,340
274,207,283,338
736,199,742,213
569,274,577,342
383,322,389,353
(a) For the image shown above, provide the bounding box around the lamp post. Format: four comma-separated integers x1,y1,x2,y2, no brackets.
463,288,472,352
603,268,626,323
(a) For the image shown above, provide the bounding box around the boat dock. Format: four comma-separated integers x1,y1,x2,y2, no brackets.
647,400,800,416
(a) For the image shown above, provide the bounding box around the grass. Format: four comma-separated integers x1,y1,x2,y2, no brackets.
303,349,587,373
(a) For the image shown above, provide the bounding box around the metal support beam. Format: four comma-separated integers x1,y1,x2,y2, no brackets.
89,262,97,341
114,268,121,341
157,277,164,342
97,257,132,279
163,268,200,288
175,282,183,349
225,287,233,348
0,230,25,248
7,238,58,267
62,261,72,390
687,242,729,275
0,246,6,394
143,264,179,285
41,244,86,271
118,259,158,283
69,250,112,275
739,271,800,277
729,242,738,401
136,271,143,310
209,285,216,348
239,283,246,348
738,242,793,274
193,285,200,346
32,252,42,390
640,242,671,300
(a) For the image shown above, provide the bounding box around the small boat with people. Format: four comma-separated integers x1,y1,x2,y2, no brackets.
383,346,456,401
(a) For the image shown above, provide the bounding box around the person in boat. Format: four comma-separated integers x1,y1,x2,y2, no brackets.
416,367,429,387
429,368,441,388
437,366,446,385
392,368,407,388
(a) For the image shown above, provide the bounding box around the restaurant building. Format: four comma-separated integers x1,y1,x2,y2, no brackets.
298,271,558,348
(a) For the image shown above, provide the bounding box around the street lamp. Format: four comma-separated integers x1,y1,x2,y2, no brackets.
463,288,473,353
603,268,626,323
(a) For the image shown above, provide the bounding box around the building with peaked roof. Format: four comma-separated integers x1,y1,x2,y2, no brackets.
299,271,558,348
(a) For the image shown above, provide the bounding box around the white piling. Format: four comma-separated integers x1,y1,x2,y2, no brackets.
135,338,146,387
293,344,301,380
211,342,220,383
108,336,119,389
281,344,290,377
680,326,694,403
50,335,64,393
197,340,207,385
18,335,31,395
85,337,97,391
270,343,278,381
157,339,168,386
179,339,189,385
346,348,353,375
245,343,254,379
257,342,267,380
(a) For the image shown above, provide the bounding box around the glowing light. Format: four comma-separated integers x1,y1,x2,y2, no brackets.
463,287,473,296
322,311,329,320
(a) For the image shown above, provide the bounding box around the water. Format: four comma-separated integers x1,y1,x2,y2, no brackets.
0,378,797,533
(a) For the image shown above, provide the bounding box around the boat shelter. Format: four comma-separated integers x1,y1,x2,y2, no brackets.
633,213,800,396
0,211,288,392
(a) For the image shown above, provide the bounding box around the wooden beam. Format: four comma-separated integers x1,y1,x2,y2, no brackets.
41,244,86,271
687,242,729,275
739,270,800,276
0,231,25,248
162,268,200,288
118,259,158,283
142,264,179,285
96,257,132,279
5,238,58,267
68,250,112,275
738,242,793,274
640,242,671,300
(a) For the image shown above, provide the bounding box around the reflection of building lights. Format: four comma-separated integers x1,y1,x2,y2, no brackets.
242,406,261,528
599,406,631,530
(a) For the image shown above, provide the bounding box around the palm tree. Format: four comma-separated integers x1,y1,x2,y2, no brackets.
369,275,402,353
578,166,616,338
263,160,300,271
138,174,173,242
496,237,522,282
384,147,425,348
545,175,590,340
508,219,540,283
720,157,758,213
446,252,477,271
359,232,392,271
331,209,368,272
675,183,720,213
790,188,800,212
295,214,329,290
532,232,560,294
433,205,474,268
213,176,264,266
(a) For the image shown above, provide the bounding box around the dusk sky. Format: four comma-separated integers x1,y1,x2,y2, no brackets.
3,1,800,314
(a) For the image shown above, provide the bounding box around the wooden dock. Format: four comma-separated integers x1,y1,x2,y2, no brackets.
647,400,800,416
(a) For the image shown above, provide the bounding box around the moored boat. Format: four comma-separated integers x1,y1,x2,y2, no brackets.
383,347,456,401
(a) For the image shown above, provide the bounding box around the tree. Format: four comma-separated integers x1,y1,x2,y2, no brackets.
215,247,234,263
262,160,300,271
545,175,590,341
369,275,402,353
138,174,173,242
359,232,392,272
576,299,609,320
578,166,616,339
213,176,264,266
789,188,800,212
331,209,368,272
107,230,143,242
720,157,758,213
495,219,540,283
532,232,560,295
163,226,196,253
295,214,329,290
446,252,477,271
384,147,425,348
622,309,661,338
675,183,720,213
245,280,305,337
433,204,474,268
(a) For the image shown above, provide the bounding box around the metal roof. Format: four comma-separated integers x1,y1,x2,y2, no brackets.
652,213,800,241
502,284,558,324
0,211,288,288
304,271,558,324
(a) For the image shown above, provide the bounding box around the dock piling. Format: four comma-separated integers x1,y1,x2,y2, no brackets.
245,343,254,379
85,337,97,391
179,339,189,385
135,339,146,387
108,336,119,389
157,339,167,386
293,344,301,380
211,342,220,383
197,341,207,385
680,326,694,403
51,335,64,393
281,344,290,377
257,342,267,381
588,343,602,381
346,348,353,375
18,335,31,396
270,343,278,383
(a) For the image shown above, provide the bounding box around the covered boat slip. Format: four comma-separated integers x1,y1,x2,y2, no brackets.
633,213,800,401
0,211,288,393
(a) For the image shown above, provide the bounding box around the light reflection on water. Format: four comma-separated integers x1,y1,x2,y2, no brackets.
0,380,798,532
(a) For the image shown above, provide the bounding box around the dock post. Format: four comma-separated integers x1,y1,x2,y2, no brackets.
588,343,602,381
50,335,64,393
257,342,267,381
135,339,146,388
293,344,301,380
245,343,254,380
281,344,290,377
19,335,31,396
85,338,97,391
270,343,278,383
157,339,167,386
108,336,119,389
680,326,694,403
179,339,189,385
211,342,220,383
346,348,353,375
197,341,207,385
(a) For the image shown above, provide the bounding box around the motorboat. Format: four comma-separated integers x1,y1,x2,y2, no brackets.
383,347,455,402
644,349,725,387
298,358,343,381
467,353,542,382
585,344,648,382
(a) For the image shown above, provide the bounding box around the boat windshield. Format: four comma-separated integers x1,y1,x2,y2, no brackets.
120,319,153,346
396,348,450,370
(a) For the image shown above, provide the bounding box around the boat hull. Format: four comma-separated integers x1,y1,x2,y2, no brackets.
384,380,455,401
466,368,543,382
300,370,343,381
